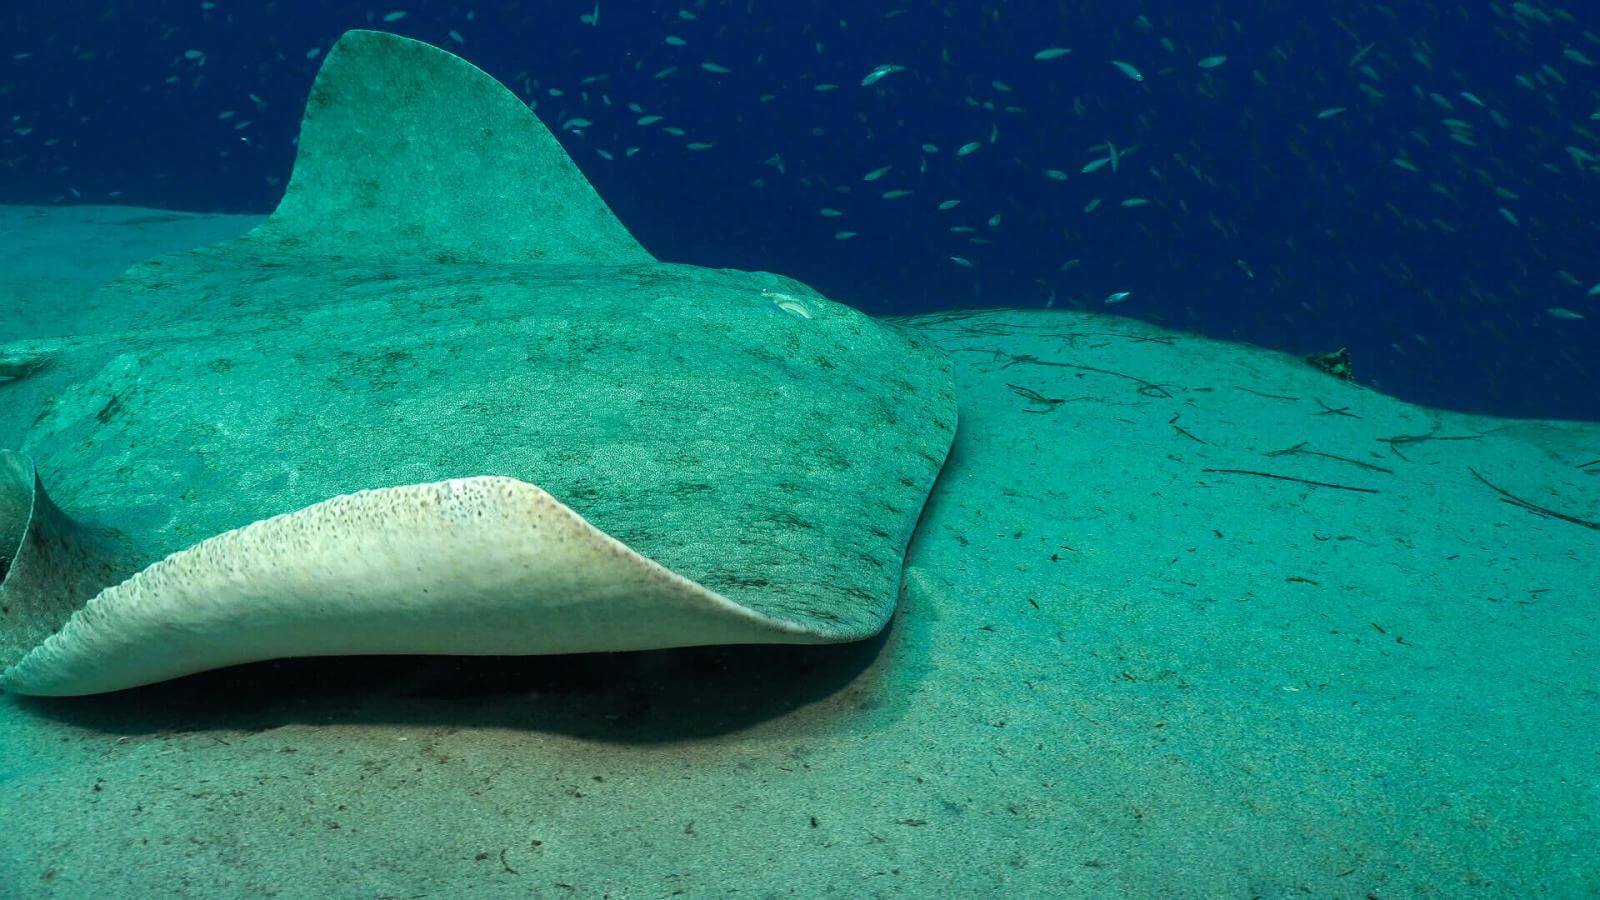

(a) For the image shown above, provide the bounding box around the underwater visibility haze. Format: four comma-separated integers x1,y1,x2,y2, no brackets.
0,2,1597,897
4,1,1600,417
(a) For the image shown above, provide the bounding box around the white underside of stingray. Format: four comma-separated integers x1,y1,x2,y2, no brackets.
2,470,817,696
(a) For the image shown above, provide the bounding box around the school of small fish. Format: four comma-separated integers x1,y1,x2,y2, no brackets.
3,2,1597,337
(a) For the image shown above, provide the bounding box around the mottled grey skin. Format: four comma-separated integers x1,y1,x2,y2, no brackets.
0,31,955,648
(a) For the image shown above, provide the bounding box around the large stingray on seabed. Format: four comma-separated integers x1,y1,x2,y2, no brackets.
0,31,956,696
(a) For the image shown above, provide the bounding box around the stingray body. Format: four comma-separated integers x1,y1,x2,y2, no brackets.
0,32,956,695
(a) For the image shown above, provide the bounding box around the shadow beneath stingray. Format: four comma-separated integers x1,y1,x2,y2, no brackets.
15,623,894,745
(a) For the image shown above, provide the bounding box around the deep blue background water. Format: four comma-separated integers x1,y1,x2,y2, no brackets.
3,1,1597,419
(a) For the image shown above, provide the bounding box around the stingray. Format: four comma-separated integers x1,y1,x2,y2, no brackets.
0,31,956,696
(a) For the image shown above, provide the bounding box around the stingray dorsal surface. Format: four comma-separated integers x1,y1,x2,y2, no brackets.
0,31,956,696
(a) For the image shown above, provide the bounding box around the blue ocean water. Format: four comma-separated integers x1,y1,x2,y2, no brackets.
2,1,1596,419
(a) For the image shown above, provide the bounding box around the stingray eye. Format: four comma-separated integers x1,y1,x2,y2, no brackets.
764,291,813,320
775,299,813,320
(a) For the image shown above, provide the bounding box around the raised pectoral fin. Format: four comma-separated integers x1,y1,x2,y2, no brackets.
0,451,134,676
